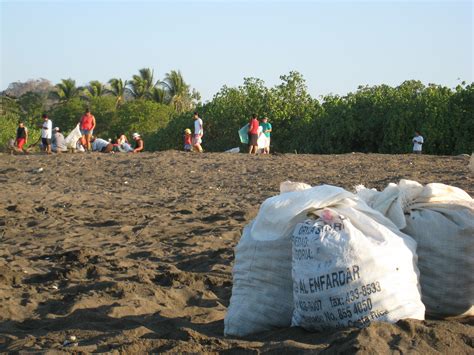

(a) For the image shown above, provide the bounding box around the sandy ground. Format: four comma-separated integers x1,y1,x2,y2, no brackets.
0,151,472,353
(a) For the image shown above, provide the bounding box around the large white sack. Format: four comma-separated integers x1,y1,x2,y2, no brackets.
224,183,423,336
64,124,82,149
224,184,352,337
291,208,425,331
356,179,474,318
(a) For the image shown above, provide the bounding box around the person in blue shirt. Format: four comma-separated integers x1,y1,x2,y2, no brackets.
260,117,272,154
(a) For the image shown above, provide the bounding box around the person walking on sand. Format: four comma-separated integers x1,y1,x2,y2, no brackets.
192,112,203,153
412,131,424,154
248,114,259,155
80,108,96,152
260,117,272,154
40,114,52,154
16,121,28,151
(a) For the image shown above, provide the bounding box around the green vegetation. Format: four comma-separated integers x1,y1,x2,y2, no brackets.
1,70,472,154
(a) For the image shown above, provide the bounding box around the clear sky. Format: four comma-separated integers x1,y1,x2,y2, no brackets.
1,0,472,101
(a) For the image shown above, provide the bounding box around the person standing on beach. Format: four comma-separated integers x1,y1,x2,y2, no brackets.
412,131,424,154
16,121,28,151
193,112,203,153
260,117,272,154
40,114,52,154
248,114,259,155
80,108,96,152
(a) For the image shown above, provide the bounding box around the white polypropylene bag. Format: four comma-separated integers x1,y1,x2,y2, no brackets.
224,183,424,337
225,183,351,336
64,124,82,149
356,180,474,318
291,208,425,331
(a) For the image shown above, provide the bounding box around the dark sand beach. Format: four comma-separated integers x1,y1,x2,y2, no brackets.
0,151,472,353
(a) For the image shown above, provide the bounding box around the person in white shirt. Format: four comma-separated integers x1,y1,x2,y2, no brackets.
412,131,424,154
91,136,113,153
40,114,53,154
192,111,203,153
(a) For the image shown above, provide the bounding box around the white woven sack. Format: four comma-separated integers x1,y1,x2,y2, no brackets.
356,179,474,318
224,183,353,337
291,208,425,331
64,124,82,149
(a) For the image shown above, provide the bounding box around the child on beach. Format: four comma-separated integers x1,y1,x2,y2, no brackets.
184,128,192,152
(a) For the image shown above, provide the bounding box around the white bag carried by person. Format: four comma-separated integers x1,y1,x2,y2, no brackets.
356,180,474,318
224,183,424,336
291,208,425,331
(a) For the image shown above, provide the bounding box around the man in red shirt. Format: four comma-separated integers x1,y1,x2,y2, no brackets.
248,114,260,155
80,108,96,152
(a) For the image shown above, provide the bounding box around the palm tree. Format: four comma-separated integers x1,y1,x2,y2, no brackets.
85,80,107,98
108,78,128,106
162,70,193,113
50,78,81,102
127,68,156,99
149,87,167,104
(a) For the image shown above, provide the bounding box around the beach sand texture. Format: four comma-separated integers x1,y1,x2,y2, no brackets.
0,151,472,353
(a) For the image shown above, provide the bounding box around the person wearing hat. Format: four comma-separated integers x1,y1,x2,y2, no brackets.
183,128,192,152
132,132,144,153
52,127,67,153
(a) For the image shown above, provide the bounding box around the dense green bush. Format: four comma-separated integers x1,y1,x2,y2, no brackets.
154,76,472,155
2,72,473,155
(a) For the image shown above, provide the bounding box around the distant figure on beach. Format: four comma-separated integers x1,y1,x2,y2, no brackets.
80,108,96,152
91,136,113,153
40,114,52,154
132,132,144,153
184,128,192,152
115,133,133,152
260,117,272,154
193,112,203,153
16,121,28,151
52,127,67,153
248,114,259,155
412,131,424,154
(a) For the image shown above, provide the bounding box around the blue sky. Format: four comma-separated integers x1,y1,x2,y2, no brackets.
1,0,472,101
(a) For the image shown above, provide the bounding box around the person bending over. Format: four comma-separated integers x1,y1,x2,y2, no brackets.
91,136,113,153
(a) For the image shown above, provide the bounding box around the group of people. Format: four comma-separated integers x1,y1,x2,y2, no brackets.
14,108,144,154
14,108,424,155
183,112,204,152
247,114,272,154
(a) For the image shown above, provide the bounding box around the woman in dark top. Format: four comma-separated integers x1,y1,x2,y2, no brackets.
16,122,28,151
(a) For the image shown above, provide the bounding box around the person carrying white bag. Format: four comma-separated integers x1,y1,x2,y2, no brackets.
356,179,474,318
225,182,425,337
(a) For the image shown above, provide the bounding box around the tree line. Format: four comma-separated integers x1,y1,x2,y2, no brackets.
1,70,473,155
